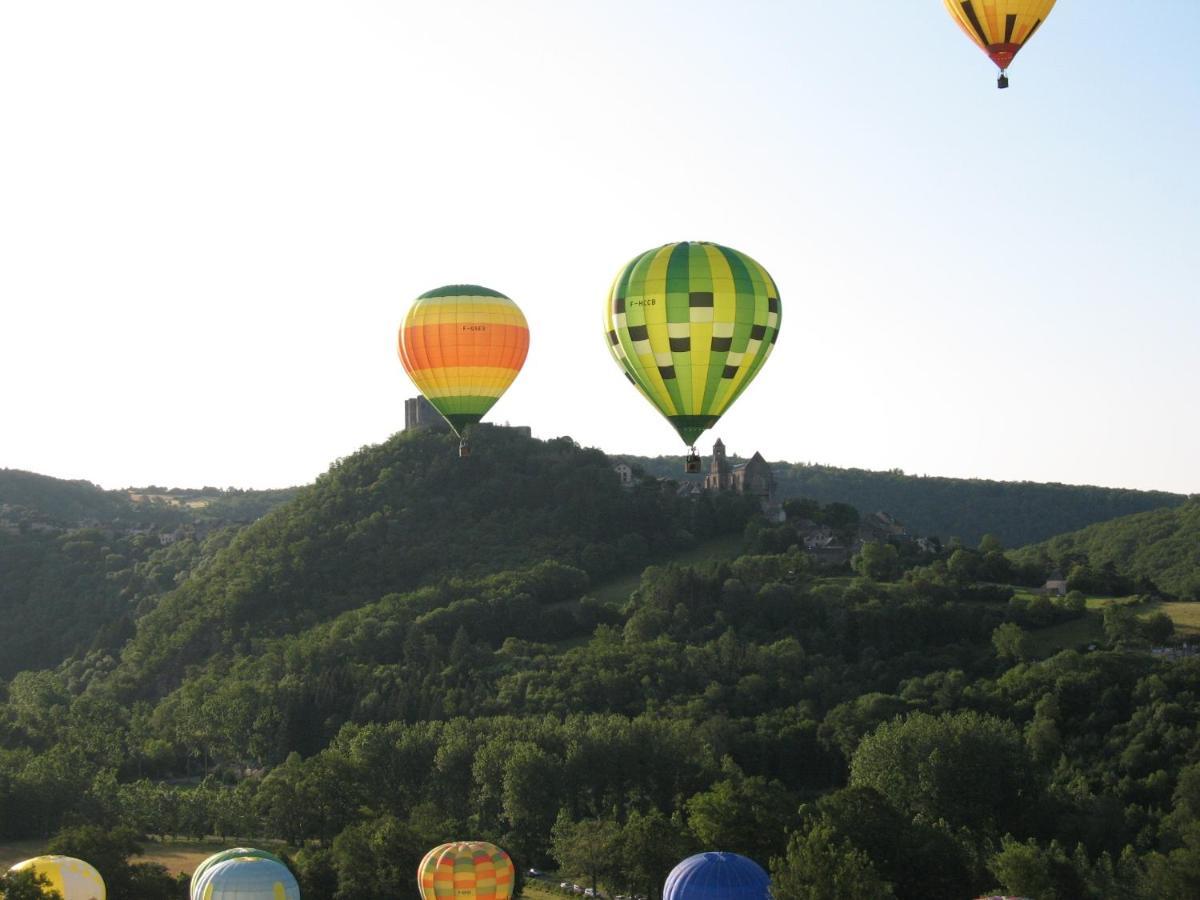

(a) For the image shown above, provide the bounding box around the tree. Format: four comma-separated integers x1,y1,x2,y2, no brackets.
988,837,1081,900
613,810,694,900
770,823,893,900
0,870,60,900
501,741,563,864
550,812,621,895
46,824,142,899
992,622,1034,662
849,711,1041,840
1143,611,1175,645
331,815,425,900
685,763,796,866
851,543,901,582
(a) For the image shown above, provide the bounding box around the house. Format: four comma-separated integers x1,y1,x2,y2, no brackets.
613,463,634,488
1042,571,1068,596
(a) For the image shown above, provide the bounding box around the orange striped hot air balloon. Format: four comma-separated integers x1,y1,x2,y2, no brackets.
418,841,515,900
398,285,529,456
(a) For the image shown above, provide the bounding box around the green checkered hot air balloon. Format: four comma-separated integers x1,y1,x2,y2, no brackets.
604,241,781,463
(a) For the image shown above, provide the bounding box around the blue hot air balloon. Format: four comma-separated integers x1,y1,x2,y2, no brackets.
662,852,770,900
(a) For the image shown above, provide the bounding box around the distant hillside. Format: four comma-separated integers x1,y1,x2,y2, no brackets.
621,455,1187,547
1012,498,1200,598
0,468,145,526
0,469,299,530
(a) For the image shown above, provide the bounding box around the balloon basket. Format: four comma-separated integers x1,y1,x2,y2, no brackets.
684,450,701,473
458,439,471,458
997,72,1009,89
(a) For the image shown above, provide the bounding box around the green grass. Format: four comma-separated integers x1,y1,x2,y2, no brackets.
1021,594,1200,657
589,533,744,607
1024,612,1106,657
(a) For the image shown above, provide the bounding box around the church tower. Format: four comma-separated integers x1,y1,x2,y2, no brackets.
705,439,731,490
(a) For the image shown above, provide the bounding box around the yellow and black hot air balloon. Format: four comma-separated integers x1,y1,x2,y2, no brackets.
399,285,530,457
418,841,514,900
943,0,1057,88
604,241,781,472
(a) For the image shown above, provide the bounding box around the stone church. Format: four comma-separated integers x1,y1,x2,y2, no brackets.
703,439,775,500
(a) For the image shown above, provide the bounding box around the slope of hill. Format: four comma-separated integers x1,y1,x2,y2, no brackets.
1012,498,1200,598
108,426,757,698
5,432,1200,898
621,455,1187,547
0,473,297,678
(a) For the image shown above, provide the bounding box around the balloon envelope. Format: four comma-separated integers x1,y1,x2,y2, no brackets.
8,856,106,900
190,848,283,899
192,857,299,900
662,852,769,900
604,242,781,447
418,841,514,900
942,0,1056,73
398,285,530,437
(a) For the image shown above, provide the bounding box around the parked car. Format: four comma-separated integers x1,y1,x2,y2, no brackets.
528,870,543,878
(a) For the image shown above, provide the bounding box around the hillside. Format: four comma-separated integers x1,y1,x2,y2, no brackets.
4,434,1200,898
621,454,1187,547
0,473,297,678
105,426,757,699
1012,498,1200,598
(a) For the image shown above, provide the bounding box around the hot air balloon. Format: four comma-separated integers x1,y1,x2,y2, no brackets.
418,841,514,900
192,856,299,900
190,848,283,899
8,856,106,900
662,852,770,900
943,0,1057,88
604,242,781,472
399,285,530,457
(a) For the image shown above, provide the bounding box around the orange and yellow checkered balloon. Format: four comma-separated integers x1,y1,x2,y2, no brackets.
418,841,514,900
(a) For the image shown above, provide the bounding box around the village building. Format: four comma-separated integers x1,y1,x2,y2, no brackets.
613,463,634,488
702,439,775,500
1043,571,1068,596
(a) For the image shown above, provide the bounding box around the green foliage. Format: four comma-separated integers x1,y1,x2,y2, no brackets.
993,622,1034,661
770,823,894,900
849,710,1041,840
0,870,61,900
4,435,1200,900
851,542,901,581
684,760,795,865
1014,498,1200,598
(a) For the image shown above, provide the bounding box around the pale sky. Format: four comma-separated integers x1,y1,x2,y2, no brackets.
2,1,1197,494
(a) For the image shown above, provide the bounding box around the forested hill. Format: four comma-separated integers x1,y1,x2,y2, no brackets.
8,430,1200,897
0,469,143,526
0,468,298,529
1012,497,1200,598
0,471,300,678
108,426,757,697
622,454,1187,547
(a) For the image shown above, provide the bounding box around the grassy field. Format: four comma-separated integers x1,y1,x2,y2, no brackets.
590,533,744,607
1022,594,1200,657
